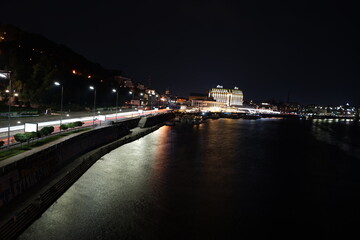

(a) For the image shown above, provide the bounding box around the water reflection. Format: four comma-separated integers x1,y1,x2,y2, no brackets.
19,119,360,239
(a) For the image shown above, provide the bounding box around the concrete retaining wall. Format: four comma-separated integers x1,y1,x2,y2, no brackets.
0,114,163,208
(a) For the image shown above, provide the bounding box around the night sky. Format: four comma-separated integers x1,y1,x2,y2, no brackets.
1,0,359,106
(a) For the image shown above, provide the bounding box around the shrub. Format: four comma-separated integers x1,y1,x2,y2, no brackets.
75,121,84,127
0,140,5,147
14,132,37,143
60,124,68,130
39,126,54,136
67,122,77,128
60,121,84,130
14,133,29,143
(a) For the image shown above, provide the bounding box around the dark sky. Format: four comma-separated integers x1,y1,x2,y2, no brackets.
1,0,359,105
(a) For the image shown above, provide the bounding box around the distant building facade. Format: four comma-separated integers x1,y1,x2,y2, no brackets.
208,86,243,106
191,100,227,109
114,75,133,88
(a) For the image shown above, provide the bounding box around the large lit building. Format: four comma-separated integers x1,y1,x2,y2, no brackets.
208,85,243,106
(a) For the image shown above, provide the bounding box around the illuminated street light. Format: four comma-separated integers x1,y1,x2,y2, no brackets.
89,86,96,128
129,91,134,102
54,81,64,131
112,89,118,120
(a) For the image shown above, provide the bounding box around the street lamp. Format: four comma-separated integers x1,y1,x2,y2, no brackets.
112,89,118,121
0,71,11,147
54,82,63,131
89,86,96,128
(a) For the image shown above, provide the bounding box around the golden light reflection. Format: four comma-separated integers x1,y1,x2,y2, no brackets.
151,126,172,182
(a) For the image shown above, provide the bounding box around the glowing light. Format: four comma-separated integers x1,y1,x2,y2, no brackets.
112,89,116,92
89,86,94,90
54,82,60,86
14,93,19,97
72,70,76,74
88,75,92,79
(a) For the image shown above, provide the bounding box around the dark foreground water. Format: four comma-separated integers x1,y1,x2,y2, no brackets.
19,119,360,239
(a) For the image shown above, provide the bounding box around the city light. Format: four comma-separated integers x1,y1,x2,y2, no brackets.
89,86,96,128
54,81,64,130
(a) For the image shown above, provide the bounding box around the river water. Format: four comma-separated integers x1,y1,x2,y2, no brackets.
19,118,360,239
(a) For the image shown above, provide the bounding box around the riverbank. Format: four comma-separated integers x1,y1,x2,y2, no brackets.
0,123,166,240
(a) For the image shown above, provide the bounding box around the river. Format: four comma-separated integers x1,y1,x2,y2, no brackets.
19,118,360,239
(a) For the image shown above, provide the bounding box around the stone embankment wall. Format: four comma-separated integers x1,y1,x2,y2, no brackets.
0,113,173,209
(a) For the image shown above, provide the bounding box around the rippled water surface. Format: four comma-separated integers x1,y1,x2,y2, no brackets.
19,119,360,239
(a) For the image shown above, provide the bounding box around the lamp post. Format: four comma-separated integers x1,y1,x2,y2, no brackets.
0,71,11,147
90,86,96,128
129,91,134,109
54,82,63,132
139,92,144,107
112,89,118,121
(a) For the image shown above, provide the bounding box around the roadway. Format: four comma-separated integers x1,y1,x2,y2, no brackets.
0,109,169,146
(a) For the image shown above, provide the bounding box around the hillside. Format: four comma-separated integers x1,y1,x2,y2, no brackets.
0,24,122,109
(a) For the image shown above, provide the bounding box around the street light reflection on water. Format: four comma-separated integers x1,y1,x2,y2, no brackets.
18,119,360,239
19,126,172,240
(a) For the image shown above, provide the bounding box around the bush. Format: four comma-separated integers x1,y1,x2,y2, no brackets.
14,133,29,143
39,126,54,137
0,140,5,147
75,121,84,127
14,132,37,143
60,121,84,130
60,124,68,130
67,122,77,128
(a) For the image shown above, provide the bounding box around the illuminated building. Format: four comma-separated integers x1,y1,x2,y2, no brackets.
208,86,243,106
